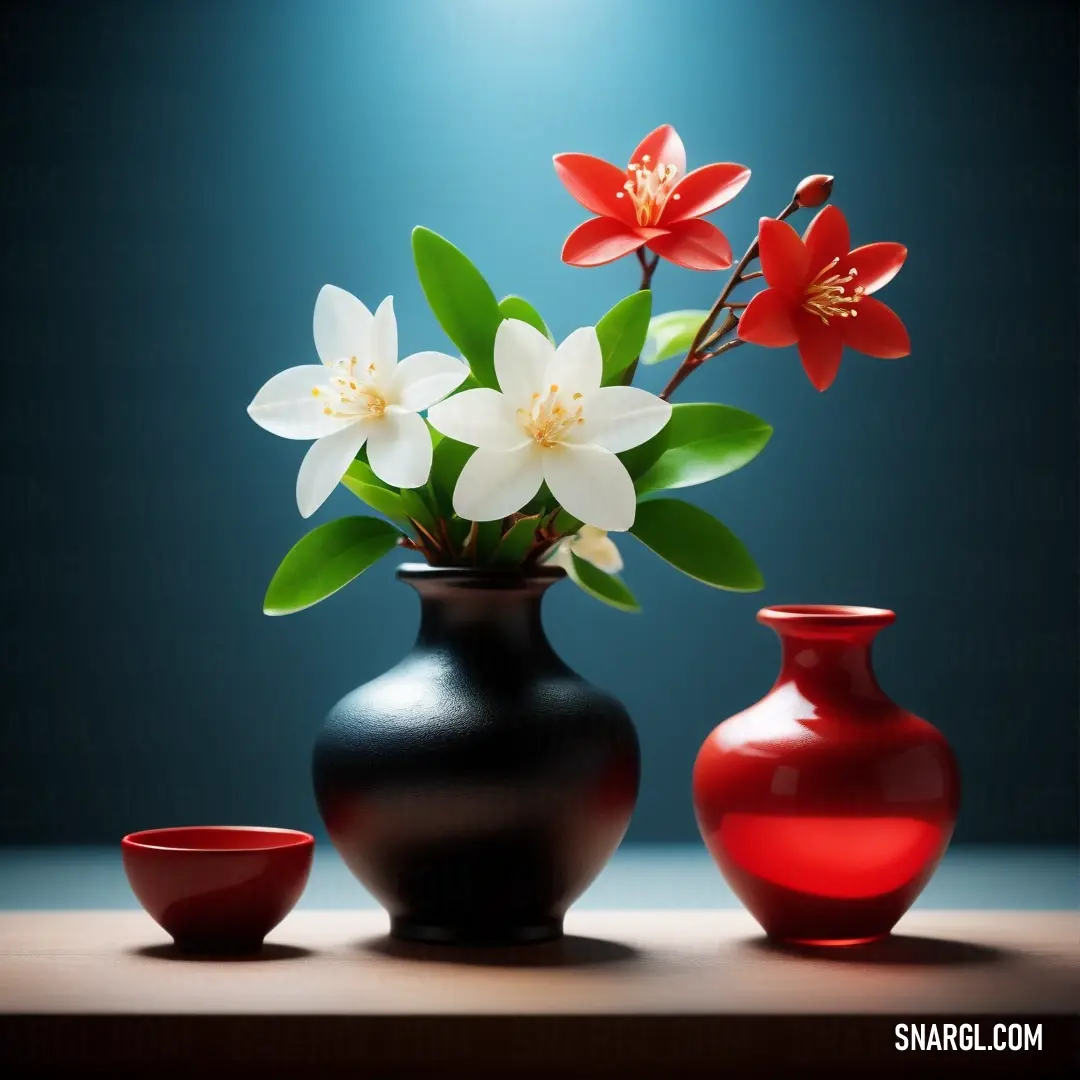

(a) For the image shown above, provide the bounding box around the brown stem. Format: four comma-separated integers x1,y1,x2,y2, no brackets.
622,248,661,386
660,310,739,399
740,269,764,281
436,517,453,554
701,309,739,352
659,195,800,401
408,518,445,563
636,246,659,290
523,533,561,568
699,337,747,364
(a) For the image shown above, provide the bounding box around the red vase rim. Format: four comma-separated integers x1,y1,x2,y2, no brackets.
758,604,896,630
121,825,315,854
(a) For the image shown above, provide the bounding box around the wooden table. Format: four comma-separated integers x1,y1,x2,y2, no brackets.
1,910,1076,1078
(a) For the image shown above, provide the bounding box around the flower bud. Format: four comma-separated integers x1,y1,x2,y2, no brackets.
794,174,834,208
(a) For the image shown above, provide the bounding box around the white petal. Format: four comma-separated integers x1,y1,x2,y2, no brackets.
247,365,353,440
546,326,602,397
494,318,552,402
313,285,373,366
453,444,544,521
365,408,433,489
573,526,624,573
427,388,527,450
543,444,637,532
370,295,398,375
391,351,470,412
295,422,370,518
583,385,673,453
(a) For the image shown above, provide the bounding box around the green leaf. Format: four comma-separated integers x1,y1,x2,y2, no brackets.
264,516,401,615
552,508,583,535
499,295,554,343
412,227,501,388
428,435,475,517
618,424,671,483
492,515,540,564
399,488,437,533
521,482,557,517
475,520,503,562
340,461,410,525
596,290,652,384
445,516,471,554
568,552,641,613
641,309,710,365
634,403,773,496
629,498,763,591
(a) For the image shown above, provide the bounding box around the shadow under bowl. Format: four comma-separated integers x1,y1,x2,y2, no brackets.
121,825,314,954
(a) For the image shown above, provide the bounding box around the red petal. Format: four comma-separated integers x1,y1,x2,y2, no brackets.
630,124,686,176
794,310,844,391
646,218,732,270
847,242,907,295
561,217,646,267
662,163,751,224
843,296,911,358
737,289,799,347
553,153,636,226
802,205,851,272
758,218,809,294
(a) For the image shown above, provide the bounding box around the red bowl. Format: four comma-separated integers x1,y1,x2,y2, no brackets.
121,826,314,953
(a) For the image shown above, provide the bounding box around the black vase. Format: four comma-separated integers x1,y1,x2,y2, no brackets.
312,564,640,945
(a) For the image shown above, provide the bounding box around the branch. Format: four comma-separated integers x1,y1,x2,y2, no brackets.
699,337,747,364
659,196,800,401
636,247,659,291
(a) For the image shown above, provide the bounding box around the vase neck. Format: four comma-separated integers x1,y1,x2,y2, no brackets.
775,634,886,703
399,565,564,665
759,606,895,708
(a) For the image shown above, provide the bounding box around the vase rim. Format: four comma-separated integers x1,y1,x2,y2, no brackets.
397,562,566,584
758,604,896,630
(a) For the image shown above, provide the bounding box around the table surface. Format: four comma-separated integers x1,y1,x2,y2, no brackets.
1,908,1077,1077
1,844,1076,910
2,845,1076,1077
3,908,1077,1015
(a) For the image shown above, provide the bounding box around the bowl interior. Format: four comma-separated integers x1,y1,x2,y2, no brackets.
123,826,313,853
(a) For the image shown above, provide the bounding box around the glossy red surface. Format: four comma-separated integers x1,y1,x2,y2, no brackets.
121,826,314,953
693,606,960,945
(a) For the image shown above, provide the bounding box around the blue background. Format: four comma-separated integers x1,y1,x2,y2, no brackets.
2,0,1076,845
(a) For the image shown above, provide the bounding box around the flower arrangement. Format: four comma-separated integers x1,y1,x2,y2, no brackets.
248,124,909,615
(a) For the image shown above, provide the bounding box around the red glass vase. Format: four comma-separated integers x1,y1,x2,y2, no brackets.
693,605,960,945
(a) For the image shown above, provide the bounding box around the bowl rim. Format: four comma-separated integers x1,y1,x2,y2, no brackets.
121,825,315,854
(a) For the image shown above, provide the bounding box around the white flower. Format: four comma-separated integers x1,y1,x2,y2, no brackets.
548,525,623,574
426,319,671,531
247,286,468,517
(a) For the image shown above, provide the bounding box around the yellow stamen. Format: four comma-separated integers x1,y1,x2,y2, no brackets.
316,356,390,420
802,258,864,325
619,158,680,227
517,384,585,448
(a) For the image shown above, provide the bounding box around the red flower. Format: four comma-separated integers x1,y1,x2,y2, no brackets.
738,206,909,391
554,125,750,271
